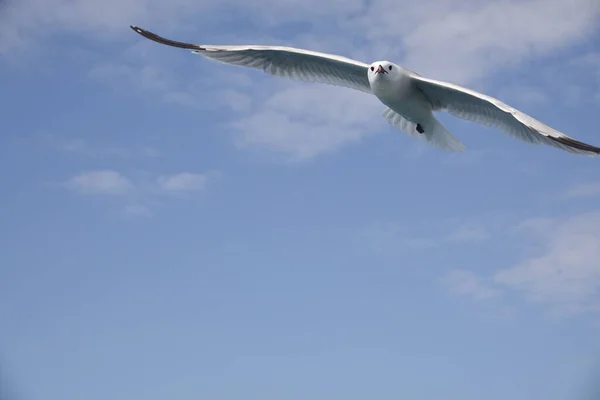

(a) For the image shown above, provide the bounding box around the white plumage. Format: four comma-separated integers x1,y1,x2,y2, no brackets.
131,25,600,156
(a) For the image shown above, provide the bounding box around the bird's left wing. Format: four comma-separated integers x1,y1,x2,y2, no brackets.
130,26,372,94
409,73,600,156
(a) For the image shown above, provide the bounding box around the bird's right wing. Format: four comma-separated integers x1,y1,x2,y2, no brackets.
130,26,373,94
410,73,600,156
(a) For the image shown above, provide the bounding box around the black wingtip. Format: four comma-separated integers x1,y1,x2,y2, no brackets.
548,136,600,156
128,25,204,51
130,25,146,36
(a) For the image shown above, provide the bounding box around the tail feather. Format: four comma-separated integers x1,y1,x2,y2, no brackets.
382,108,465,152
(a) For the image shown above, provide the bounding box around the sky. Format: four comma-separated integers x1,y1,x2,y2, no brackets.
1,0,600,399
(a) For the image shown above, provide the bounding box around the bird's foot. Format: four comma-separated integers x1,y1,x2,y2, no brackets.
416,123,424,134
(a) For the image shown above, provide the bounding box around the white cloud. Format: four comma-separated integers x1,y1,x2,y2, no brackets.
493,212,600,317
157,172,209,192
65,170,135,195
62,169,217,216
231,83,384,161
0,0,212,54
163,87,253,113
369,211,600,318
441,269,500,301
357,0,600,83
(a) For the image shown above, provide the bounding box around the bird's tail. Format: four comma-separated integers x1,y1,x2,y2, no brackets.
382,108,465,152
422,113,466,152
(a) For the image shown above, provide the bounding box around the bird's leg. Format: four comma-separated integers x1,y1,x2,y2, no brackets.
416,123,424,134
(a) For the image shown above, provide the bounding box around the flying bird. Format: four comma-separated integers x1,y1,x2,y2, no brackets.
130,25,600,156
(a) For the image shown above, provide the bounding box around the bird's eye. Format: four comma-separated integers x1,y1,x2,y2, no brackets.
389,65,392,70
370,66,374,71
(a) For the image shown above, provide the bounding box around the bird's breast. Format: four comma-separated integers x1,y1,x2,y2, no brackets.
370,78,431,121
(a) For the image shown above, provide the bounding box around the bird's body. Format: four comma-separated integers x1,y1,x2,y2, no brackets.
370,64,429,122
130,25,600,156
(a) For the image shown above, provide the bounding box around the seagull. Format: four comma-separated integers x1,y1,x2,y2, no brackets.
130,25,600,156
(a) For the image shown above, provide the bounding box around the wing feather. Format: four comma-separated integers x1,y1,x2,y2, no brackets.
410,74,600,156
130,26,372,94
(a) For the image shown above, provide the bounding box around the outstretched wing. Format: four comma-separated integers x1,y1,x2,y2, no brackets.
410,74,600,156
130,26,372,94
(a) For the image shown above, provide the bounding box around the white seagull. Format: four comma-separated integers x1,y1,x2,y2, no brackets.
130,25,600,156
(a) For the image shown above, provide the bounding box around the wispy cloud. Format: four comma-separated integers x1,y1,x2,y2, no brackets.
496,85,550,109
61,139,131,158
40,133,160,159
493,212,600,317
65,170,135,196
370,209,600,319
157,172,207,192
364,219,494,255
0,0,211,55
62,169,218,217
441,269,500,301
564,182,600,199
355,0,600,83
231,83,384,161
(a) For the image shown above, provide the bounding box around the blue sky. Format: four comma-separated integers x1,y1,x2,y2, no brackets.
1,0,600,399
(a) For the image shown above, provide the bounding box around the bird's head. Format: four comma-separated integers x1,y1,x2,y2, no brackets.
368,61,399,82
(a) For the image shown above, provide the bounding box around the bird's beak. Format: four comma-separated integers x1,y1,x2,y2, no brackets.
375,65,387,74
